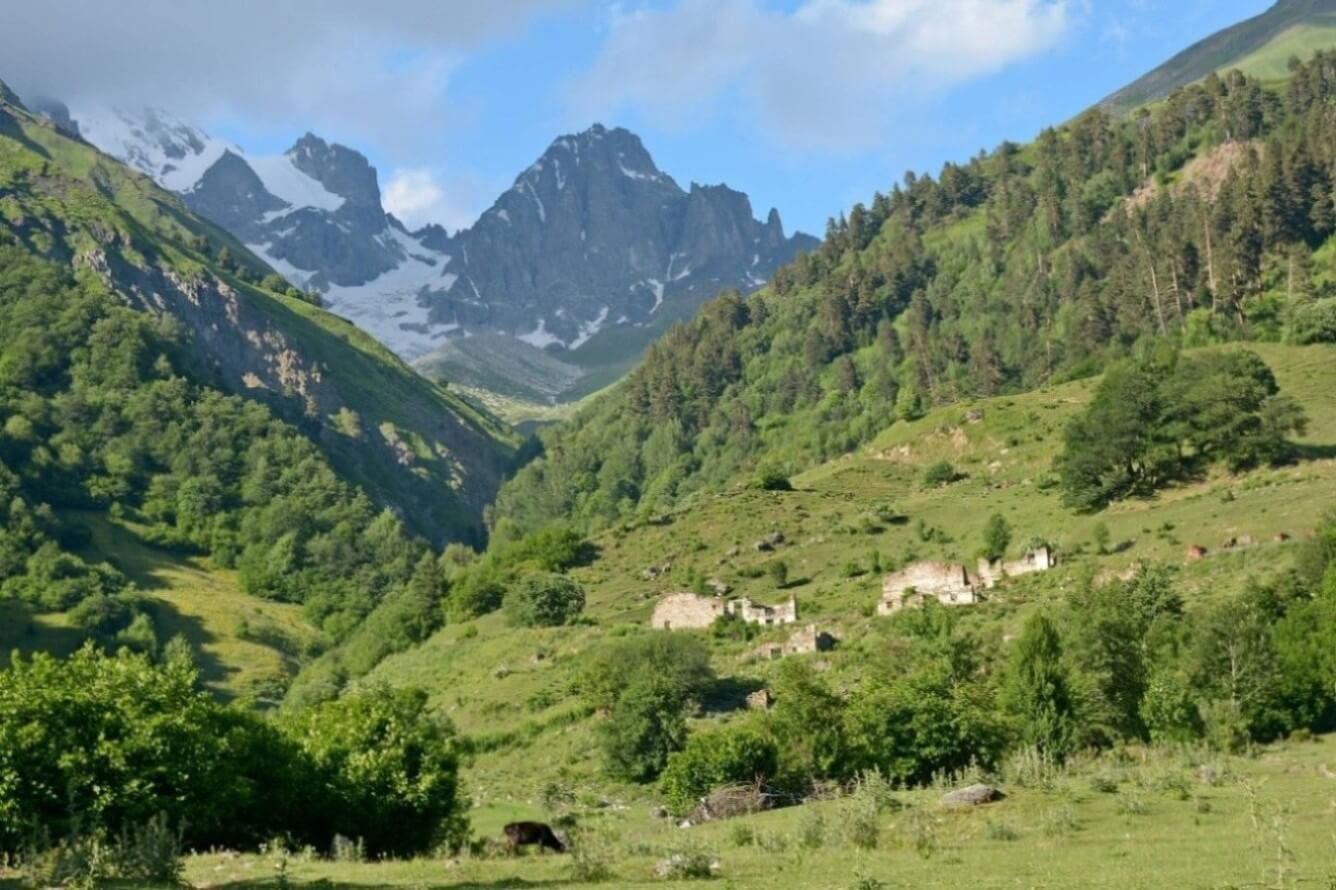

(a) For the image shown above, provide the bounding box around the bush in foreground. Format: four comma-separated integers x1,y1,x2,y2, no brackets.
0,646,464,860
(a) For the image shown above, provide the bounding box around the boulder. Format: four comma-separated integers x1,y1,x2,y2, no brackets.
939,784,1003,807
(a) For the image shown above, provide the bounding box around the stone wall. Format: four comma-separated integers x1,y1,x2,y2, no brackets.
728,595,798,627
651,593,799,630
754,624,837,660
879,548,1056,615
975,546,1056,589
879,561,975,614
651,593,726,630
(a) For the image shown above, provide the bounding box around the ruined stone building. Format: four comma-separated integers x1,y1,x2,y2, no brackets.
650,593,726,630
974,545,1056,589
877,547,1056,615
727,595,798,627
651,592,799,631
754,624,837,660
877,561,978,615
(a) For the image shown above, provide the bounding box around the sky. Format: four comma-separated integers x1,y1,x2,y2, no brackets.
0,0,1277,236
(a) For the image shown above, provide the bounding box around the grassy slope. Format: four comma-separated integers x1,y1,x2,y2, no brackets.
364,343,1336,813
1101,0,1336,113
0,515,320,704
1230,22,1336,80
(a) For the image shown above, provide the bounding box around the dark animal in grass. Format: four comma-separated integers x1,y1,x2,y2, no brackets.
503,821,566,854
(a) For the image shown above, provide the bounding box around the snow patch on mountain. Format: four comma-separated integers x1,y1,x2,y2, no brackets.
248,154,345,213
518,319,562,349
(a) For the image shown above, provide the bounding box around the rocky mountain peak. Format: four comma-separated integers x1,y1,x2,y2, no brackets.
287,132,382,208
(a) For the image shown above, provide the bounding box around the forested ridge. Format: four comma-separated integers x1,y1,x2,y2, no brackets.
0,247,437,641
495,54,1336,534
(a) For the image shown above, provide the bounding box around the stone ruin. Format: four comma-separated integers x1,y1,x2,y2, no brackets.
878,546,1056,615
728,595,798,627
651,592,799,631
753,624,837,661
877,561,977,615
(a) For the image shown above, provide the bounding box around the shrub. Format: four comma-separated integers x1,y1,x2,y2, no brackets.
839,790,880,851
659,725,779,816
983,818,1020,842
751,465,793,492
980,513,1012,563
729,823,756,848
503,572,586,628
922,461,958,488
796,805,826,849
578,633,714,713
284,686,467,857
655,845,718,880
0,646,307,854
566,826,614,883
599,676,693,782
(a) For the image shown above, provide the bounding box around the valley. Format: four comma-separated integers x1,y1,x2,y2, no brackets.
3,3,1336,888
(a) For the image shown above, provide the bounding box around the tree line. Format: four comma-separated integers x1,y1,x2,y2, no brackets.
495,54,1336,535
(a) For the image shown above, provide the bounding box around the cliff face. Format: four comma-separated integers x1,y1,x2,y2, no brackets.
0,83,517,544
433,125,819,347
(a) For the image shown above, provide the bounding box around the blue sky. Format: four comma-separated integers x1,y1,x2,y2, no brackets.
5,0,1277,235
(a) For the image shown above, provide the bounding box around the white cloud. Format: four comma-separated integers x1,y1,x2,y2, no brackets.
384,167,505,234
0,0,576,160
569,0,1073,153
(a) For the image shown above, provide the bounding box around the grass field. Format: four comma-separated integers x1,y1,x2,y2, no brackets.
0,514,322,704
144,732,1336,887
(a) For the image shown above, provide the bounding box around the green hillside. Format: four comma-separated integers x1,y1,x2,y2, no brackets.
1229,22,1336,80
0,83,518,544
494,53,1336,539
0,514,321,704
0,81,519,676
1102,0,1336,113
363,342,1335,805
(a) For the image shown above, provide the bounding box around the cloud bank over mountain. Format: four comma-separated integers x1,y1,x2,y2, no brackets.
568,0,1073,153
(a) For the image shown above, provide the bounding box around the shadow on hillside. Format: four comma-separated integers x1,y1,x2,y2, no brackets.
1294,442,1336,462
69,515,239,698
0,108,53,159
702,675,765,714
0,600,88,660
140,598,236,701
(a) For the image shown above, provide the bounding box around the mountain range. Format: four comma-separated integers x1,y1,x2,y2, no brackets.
58,107,816,402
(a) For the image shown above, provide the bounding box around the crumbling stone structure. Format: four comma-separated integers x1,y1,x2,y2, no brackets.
878,547,1056,615
651,593,799,631
754,624,837,660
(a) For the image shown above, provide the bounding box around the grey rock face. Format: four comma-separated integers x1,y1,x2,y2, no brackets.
430,125,817,345
185,150,286,235
183,133,401,289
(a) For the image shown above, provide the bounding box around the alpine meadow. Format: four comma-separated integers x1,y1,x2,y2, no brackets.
2,2,1336,888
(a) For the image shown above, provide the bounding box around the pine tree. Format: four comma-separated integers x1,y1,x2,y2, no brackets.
1002,614,1081,758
